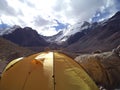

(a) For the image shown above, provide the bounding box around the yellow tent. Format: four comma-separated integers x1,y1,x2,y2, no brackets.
0,52,98,90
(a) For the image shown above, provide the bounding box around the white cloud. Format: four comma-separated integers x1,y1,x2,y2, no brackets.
33,16,50,26
39,27,59,36
0,0,19,16
52,0,105,22
0,0,120,36
91,0,120,22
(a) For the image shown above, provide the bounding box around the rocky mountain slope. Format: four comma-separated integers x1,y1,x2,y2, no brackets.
64,11,120,53
46,21,91,44
1,26,49,47
0,37,34,61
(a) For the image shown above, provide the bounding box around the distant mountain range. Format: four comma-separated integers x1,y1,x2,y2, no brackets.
0,11,120,53
46,21,91,43
65,11,120,53
47,11,120,53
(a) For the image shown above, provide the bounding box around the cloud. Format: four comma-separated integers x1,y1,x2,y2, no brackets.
38,27,59,36
53,0,120,23
112,0,120,10
33,16,50,26
91,0,120,22
0,0,17,16
53,20,69,31
0,0,120,36
19,0,35,7
32,17,68,36
53,0,105,23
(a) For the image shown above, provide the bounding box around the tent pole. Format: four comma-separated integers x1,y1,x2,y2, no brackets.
53,51,56,90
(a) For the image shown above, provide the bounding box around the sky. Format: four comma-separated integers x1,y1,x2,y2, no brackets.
0,0,120,36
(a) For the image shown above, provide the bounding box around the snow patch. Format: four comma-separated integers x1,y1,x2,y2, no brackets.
0,25,21,36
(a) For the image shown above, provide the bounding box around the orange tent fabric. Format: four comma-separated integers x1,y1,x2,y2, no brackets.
0,52,98,90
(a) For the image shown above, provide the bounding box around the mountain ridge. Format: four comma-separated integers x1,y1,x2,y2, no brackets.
1,26,49,47
65,11,120,53
0,11,120,53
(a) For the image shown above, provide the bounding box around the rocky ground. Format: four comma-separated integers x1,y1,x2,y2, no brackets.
75,45,120,90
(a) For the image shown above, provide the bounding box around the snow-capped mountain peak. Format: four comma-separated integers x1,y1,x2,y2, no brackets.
63,21,90,36
54,21,90,43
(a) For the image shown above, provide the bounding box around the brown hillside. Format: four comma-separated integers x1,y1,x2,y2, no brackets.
0,37,35,74
0,37,35,61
